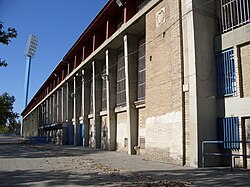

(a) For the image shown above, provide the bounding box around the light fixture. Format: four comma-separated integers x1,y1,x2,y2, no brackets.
116,0,126,7
101,73,109,81
75,72,82,77
70,93,75,98
25,34,38,57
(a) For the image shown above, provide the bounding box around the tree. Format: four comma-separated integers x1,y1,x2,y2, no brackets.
0,21,18,67
0,92,19,133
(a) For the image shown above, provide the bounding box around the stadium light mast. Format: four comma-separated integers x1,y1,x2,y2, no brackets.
21,34,38,137
23,34,38,108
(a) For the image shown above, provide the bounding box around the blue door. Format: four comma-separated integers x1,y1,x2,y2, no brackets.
80,124,84,146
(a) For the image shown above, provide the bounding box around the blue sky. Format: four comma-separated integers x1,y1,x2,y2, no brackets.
0,0,107,116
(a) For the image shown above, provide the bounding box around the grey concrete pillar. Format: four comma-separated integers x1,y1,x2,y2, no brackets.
62,85,68,122
42,103,44,126
51,95,54,124
182,0,217,167
41,103,44,126
53,93,57,124
82,69,91,147
39,105,43,134
46,99,49,124
67,81,74,145
73,75,82,146
57,90,61,123
61,87,64,122
93,61,102,149
106,49,118,151
124,34,138,155
37,105,41,135
49,97,53,124
73,76,77,146
68,81,74,121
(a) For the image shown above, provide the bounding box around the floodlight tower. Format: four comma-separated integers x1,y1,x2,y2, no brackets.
23,34,38,107
21,34,38,136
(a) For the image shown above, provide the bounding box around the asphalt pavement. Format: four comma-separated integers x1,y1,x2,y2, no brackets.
0,136,249,186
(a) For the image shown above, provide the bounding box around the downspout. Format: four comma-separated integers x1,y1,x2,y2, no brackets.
179,0,186,166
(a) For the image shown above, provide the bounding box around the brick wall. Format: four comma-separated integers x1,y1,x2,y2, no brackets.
145,0,183,165
138,107,146,155
240,43,250,97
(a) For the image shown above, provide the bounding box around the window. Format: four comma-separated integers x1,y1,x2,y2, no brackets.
102,65,107,111
116,52,126,106
218,0,250,33
138,38,146,100
216,48,237,97
218,117,240,150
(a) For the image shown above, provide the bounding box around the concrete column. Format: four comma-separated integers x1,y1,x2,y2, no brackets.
49,96,53,124
62,85,68,122
43,102,46,133
73,76,77,146
124,34,138,155
65,81,74,145
181,0,199,167
68,81,74,121
61,87,64,122
93,61,102,149
46,99,49,124
53,93,57,123
73,75,82,146
106,49,118,150
57,90,61,123
51,95,54,124
39,105,43,134
41,103,44,126
182,0,217,167
37,105,41,135
81,69,91,147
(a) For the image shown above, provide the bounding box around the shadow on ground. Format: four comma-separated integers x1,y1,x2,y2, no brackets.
0,136,249,186
0,136,106,159
0,168,249,186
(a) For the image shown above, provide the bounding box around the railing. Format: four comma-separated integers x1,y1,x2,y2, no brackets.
218,0,250,34
202,140,250,171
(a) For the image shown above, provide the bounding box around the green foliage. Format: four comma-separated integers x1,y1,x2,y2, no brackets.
0,92,19,133
0,59,8,67
0,125,10,134
0,21,17,45
0,21,18,67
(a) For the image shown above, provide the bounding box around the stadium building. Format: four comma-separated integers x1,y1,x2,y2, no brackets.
22,0,250,168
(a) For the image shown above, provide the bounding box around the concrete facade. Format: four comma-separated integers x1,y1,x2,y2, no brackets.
22,0,250,168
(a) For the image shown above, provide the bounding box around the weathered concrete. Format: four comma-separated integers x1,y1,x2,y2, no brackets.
80,69,91,147
124,34,139,155
106,49,117,151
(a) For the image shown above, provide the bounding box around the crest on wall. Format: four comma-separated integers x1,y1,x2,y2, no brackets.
156,7,166,27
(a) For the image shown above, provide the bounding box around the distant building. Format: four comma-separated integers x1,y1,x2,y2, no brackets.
22,0,250,168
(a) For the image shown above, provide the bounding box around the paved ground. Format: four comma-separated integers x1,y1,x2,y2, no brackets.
0,136,249,186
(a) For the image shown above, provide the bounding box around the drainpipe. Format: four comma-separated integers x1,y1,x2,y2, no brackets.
179,0,186,166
